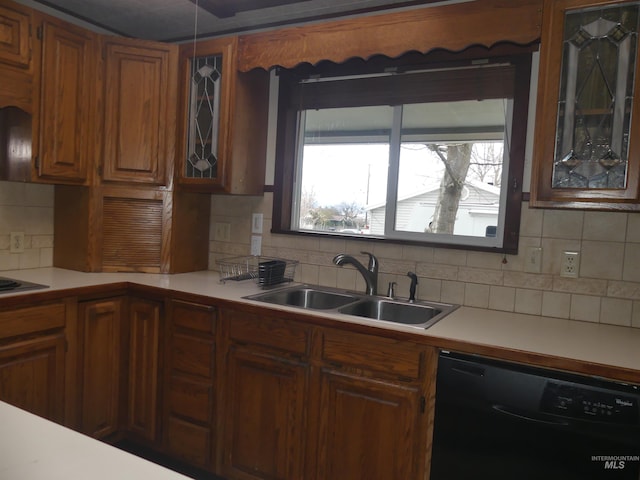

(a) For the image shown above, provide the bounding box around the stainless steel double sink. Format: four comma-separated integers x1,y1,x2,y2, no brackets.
244,285,457,329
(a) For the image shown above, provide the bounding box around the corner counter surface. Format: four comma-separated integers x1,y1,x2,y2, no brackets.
1,268,639,375
0,401,192,480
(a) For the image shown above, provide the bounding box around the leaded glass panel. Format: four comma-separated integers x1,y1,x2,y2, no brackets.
553,2,640,189
186,54,222,179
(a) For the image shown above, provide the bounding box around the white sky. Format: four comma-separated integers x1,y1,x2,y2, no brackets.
300,144,445,208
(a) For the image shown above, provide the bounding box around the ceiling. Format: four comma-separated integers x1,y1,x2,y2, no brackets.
20,0,444,43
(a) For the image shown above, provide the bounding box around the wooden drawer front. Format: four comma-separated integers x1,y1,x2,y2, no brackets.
167,376,212,424
322,329,423,380
166,416,211,468
224,308,310,356
170,300,216,335
0,303,66,340
171,334,213,379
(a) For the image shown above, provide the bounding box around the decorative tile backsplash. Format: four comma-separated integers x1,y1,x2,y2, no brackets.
0,181,54,271
2,177,639,329
209,192,640,329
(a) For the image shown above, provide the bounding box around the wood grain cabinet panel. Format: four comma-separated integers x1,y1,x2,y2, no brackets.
127,298,161,442
0,301,67,424
78,297,123,439
164,300,217,470
102,38,177,185
315,371,422,480
222,348,308,480
0,334,65,423
35,18,95,182
0,1,31,69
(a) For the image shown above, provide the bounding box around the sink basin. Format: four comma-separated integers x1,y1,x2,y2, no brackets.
244,285,457,328
338,298,452,328
245,286,359,310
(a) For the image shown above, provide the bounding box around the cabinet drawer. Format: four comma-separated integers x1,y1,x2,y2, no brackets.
170,300,216,335
224,308,310,356
170,334,214,379
0,303,66,340
166,417,212,468
167,376,213,424
321,329,423,380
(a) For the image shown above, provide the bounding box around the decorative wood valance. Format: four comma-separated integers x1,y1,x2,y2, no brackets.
237,0,543,71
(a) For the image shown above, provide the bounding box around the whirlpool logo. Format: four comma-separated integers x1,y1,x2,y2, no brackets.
592,455,640,470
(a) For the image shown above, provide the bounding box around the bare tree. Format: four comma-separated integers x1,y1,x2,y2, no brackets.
337,201,363,227
429,143,473,234
468,142,503,186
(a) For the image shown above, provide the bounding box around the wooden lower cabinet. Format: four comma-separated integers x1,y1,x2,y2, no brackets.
315,371,422,480
0,302,67,424
0,334,66,422
127,297,162,442
222,348,308,480
163,299,217,469
78,297,123,439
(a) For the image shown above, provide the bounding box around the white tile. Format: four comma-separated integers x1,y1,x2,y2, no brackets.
541,291,571,318
488,286,515,311
569,295,600,323
514,289,542,315
600,297,633,327
583,211,627,242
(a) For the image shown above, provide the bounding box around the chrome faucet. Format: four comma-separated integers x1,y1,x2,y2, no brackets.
333,251,379,295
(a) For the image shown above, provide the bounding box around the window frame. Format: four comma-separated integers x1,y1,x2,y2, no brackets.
272,46,534,254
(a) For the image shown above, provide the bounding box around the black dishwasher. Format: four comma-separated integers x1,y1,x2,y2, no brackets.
430,351,640,480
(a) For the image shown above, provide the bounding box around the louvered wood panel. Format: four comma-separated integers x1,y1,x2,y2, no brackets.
102,197,162,269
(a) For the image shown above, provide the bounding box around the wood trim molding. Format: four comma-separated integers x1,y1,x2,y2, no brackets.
237,0,543,71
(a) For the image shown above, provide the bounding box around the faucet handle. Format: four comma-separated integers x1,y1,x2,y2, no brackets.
387,281,396,299
360,251,378,273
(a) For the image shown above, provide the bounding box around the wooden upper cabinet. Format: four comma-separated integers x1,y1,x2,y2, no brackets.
531,0,640,210
102,37,178,185
177,36,268,194
0,0,33,113
35,18,95,183
0,0,31,70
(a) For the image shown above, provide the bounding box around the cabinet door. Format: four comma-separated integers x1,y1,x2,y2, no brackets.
0,1,31,69
315,371,422,480
222,348,308,480
0,334,65,423
531,0,640,210
36,19,94,182
177,36,268,194
127,298,161,442
79,298,123,438
102,38,177,185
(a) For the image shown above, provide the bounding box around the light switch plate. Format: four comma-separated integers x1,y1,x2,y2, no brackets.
252,213,263,234
251,235,262,256
10,232,24,253
524,246,542,273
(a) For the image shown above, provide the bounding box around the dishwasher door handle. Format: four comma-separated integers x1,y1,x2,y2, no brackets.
492,404,570,427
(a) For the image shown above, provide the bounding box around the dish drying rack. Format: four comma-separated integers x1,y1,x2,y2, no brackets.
217,256,298,287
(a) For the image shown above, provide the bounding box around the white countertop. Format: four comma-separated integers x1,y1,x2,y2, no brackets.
0,401,191,480
2,267,640,375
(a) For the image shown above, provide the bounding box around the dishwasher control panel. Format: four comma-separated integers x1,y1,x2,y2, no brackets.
541,381,639,424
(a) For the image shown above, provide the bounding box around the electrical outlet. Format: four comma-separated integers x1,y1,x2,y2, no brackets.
561,251,579,278
10,232,24,253
213,222,231,242
524,246,543,273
